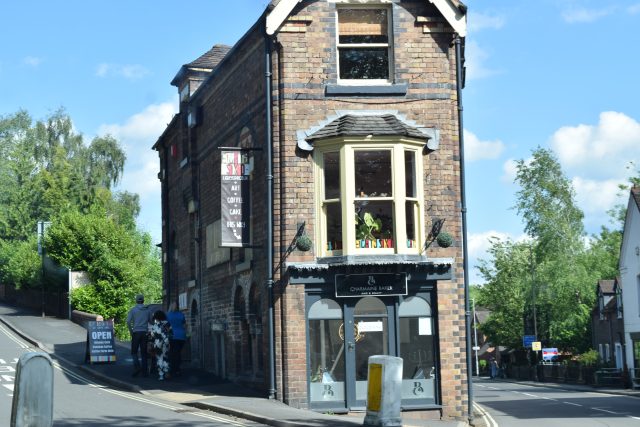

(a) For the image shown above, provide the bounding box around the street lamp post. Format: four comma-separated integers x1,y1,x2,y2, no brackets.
472,298,479,376
37,221,51,318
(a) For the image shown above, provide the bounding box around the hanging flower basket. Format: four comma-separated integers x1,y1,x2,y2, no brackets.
436,231,453,248
296,234,313,252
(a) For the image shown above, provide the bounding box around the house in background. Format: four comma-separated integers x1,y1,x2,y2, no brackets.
154,0,470,420
591,278,625,370
620,187,640,388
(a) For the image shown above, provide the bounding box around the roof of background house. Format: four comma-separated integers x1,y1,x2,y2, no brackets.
598,279,616,294
305,114,429,142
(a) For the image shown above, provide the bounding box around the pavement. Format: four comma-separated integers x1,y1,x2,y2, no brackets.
0,302,468,427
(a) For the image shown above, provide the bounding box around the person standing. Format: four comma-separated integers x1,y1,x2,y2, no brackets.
167,302,187,377
149,310,172,380
126,294,151,377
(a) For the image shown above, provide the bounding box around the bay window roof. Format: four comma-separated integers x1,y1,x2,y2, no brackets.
305,114,429,143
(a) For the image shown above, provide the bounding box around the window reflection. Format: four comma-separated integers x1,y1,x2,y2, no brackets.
309,299,345,403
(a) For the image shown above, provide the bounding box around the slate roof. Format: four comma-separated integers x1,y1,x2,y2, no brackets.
187,44,232,70
305,114,429,143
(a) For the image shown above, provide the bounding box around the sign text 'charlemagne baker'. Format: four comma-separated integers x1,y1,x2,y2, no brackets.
220,150,251,247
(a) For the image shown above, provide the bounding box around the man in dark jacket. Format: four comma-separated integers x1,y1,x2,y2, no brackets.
126,294,151,377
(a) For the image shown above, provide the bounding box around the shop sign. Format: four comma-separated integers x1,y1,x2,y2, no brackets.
85,321,116,363
335,273,407,297
220,150,251,247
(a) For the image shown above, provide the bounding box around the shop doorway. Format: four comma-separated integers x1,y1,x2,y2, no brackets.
308,292,437,411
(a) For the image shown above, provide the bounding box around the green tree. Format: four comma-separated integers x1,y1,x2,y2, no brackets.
476,238,530,349
0,237,41,289
45,209,161,338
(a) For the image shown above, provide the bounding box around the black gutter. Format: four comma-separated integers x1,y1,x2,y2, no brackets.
264,29,276,400
455,35,473,423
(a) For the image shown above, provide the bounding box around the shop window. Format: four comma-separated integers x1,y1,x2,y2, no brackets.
398,296,436,403
315,141,423,256
337,7,392,82
309,299,345,403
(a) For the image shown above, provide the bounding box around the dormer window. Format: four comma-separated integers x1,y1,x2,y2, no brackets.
180,84,190,102
337,7,392,83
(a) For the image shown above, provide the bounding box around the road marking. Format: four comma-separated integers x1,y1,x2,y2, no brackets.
473,402,498,427
522,393,538,398
0,323,30,349
3,384,13,391
563,402,582,407
53,362,250,425
592,407,621,415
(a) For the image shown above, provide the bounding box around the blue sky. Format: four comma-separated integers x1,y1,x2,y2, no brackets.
1,1,639,284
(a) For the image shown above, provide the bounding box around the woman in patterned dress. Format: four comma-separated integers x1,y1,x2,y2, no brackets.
149,310,172,380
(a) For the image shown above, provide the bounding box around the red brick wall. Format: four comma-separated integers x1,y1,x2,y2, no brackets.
156,0,468,420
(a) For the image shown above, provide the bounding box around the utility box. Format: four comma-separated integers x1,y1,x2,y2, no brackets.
363,355,403,427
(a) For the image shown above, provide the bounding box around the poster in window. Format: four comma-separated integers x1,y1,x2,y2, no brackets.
220,150,251,247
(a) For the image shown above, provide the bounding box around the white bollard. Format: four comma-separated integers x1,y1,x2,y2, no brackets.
363,355,403,427
11,352,54,427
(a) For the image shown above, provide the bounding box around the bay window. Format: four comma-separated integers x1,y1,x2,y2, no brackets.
315,138,424,257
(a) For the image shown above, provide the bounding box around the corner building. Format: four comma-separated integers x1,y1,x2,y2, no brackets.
154,0,469,421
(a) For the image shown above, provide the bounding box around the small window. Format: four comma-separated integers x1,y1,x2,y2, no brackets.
337,8,391,82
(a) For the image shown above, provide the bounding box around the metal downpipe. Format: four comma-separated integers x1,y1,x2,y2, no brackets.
455,35,474,423
265,30,276,401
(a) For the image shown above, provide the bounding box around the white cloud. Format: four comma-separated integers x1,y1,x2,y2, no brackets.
98,101,178,243
468,11,505,33
95,63,150,80
464,130,505,162
562,7,613,23
550,111,640,180
98,102,177,145
23,56,43,67
629,4,640,14
465,40,502,81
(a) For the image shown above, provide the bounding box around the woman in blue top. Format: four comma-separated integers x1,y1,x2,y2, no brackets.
167,302,187,376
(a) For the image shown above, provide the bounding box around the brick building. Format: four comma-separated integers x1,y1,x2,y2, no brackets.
153,0,470,420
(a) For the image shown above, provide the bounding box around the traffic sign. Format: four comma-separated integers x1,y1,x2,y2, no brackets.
523,335,536,348
532,341,541,351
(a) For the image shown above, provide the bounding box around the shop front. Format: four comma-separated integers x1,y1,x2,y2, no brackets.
290,261,451,412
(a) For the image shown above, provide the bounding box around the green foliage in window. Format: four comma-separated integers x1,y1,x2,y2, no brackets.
355,212,382,241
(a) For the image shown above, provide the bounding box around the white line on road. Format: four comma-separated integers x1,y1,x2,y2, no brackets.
563,402,582,407
592,407,621,415
522,393,538,398
473,402,499,427
53,361,250,425
0,323,30,349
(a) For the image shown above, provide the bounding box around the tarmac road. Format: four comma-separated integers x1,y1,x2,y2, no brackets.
474,377,640,427
0,319,266,427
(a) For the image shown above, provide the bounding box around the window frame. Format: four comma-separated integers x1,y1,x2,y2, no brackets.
314,136,425,257
335,5,394,85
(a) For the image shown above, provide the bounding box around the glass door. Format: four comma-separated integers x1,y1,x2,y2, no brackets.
344,296,393,409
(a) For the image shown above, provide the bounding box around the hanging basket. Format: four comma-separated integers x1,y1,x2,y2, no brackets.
296,234,313,252
436,231,453,248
